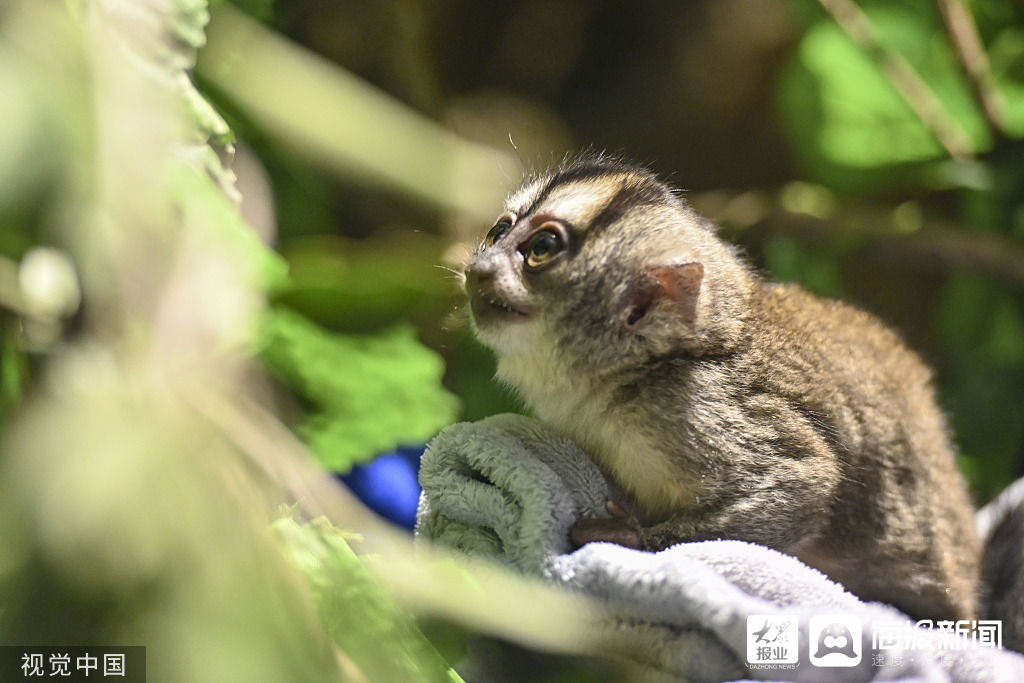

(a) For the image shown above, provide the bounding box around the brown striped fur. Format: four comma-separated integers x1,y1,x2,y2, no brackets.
463,155,979,620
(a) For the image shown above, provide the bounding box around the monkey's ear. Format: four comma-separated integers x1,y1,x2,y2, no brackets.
621,262,704,330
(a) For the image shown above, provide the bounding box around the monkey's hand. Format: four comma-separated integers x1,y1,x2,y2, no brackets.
569,501,643,550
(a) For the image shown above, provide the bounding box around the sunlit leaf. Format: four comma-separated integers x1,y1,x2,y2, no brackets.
260,308,460,471
778,2,990,187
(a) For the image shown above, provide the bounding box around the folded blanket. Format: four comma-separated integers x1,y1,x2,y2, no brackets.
415,413,612,573
415,414,1024,683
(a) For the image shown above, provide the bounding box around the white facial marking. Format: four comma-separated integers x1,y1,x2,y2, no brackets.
537,181,623,228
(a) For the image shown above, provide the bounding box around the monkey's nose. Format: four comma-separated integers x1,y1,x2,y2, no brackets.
463,262,532,321
463,262,495,292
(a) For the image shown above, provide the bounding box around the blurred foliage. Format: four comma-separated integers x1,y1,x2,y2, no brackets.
0,382,344,682
780,0,1024,185
781,2,984,183
260,308,459,472
273,513,460,682
1,0,1024,680
274,233,455,333
0,0,461,681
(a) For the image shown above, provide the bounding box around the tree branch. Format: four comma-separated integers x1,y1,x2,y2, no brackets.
817,0,975,160
694,189,1024,290
936,0,1009,139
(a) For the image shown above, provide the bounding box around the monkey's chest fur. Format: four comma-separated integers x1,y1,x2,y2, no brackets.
499,349,727,520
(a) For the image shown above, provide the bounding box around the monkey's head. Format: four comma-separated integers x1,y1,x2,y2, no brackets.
463,156,753,385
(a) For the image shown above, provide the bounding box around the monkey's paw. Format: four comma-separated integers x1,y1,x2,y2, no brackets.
569,501,643,550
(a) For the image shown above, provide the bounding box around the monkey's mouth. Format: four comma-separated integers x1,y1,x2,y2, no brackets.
487,296,528,316
469,291,532,323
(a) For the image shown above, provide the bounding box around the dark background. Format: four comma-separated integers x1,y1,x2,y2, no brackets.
213,0,1024,503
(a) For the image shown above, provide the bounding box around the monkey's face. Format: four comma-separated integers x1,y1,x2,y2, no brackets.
463,158,716,377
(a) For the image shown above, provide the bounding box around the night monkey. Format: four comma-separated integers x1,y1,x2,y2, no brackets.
462,155,979,621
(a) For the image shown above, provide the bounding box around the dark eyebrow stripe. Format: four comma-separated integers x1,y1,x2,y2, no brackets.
520,164,626,218
584,177,667,239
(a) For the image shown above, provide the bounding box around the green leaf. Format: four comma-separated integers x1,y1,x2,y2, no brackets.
272,513,462,683
260,308,460,470
778,1,990,187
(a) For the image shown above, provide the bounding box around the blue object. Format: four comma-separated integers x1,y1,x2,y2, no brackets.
338,446,424,530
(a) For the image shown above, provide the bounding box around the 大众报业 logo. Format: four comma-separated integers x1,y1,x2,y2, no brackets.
746,615,798,666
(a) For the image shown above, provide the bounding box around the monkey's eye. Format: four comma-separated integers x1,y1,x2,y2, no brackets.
524,226,566,270
484,218,513,248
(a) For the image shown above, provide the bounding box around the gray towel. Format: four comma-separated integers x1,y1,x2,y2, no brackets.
415,413,611,572
415,414,1024,682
